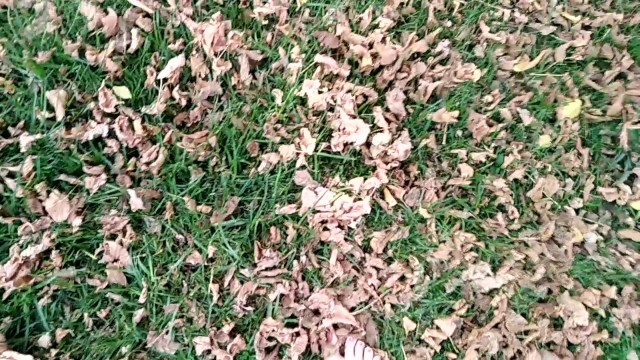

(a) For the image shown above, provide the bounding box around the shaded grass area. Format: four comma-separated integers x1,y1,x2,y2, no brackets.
1,0,640,359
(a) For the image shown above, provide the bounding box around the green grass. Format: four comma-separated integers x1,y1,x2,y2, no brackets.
2,0,640,359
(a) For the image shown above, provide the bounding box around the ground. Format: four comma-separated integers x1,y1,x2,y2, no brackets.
1,0,640,359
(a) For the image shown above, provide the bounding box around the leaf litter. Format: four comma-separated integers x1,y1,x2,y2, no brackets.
1,0,640,359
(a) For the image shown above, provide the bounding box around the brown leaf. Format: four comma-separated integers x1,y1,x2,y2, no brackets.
558,291,589,328
37,333,52,349
55,328,73,343
101,241,132,268
607,93,625,117
193,336,212,356
618,229,640,242
0,351,34,360
106,268,128,286
43,190,72,222
138,281,148,304
513,49,551,72
84,173,107,195
101,8,118,37
386,88,407,118
434,316,459,337
157,53,186,80
45,88,68,121
133,308,147,324
98,85,119,113
313,31,340,49
185,250,204,266
127,189,145,212
403,317,417,334
146,331,181,355
431,108,459,123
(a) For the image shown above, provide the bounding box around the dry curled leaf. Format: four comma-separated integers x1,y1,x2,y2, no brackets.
127,189,145,212
157,53,186,80
403,317,417,334
513,49,551,72
43,190,72,222
45,88,68,121
618,229,640,242
112,85,132,99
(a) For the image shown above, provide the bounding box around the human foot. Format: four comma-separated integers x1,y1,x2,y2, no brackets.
322,331,381,360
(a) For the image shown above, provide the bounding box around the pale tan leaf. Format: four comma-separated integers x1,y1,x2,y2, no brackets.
112,85,132,100
185,250,203,266
513,49,551,72
43,190,72,222
37,333,52,349
133,308,147,324
403,317,417,334
193,336,212,356
157,53,186,80
618,229,640,242
146,331,181,355
45,88,68,121
127,189,145,212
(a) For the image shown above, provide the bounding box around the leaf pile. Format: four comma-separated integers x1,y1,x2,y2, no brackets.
1,0,640,359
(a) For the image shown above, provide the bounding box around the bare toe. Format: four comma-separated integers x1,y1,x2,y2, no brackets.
353,340,365,360
364,347,374,360
344,337,358,359
321,329,342,360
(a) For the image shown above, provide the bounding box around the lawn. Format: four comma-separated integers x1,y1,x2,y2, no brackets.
1,0,640,359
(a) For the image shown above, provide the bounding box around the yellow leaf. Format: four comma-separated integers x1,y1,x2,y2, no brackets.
112,86,132,100
402,317,417,334
571,227,583,243
561,12,582,24
383,188,397,208
513,49,551,72
418,207,431,218
630,200,640,210
559,99,582,120
537,134,552,148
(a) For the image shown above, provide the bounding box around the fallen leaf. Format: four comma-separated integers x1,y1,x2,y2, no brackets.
45,88,68,121
127,189,145,212
558,99,582,120
146,331,181,355
43,190,72,222
403,317,417,334
383,187,398,208
138,281,148,304
0,351,35,360
618,229,640,242
537,134,552,148
513,49,551,72
561,12,582,23
185,250,204,266
386,88,407,118
37,333,52,349
558,291,589,328
55,328,72,343
98,85,119,113
157,53,186,80
133,308,147,324
102,241,132,268
112,85,132,99
193,336,212,356
629,200,640,210
106,268,128,286
431,108,459,124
